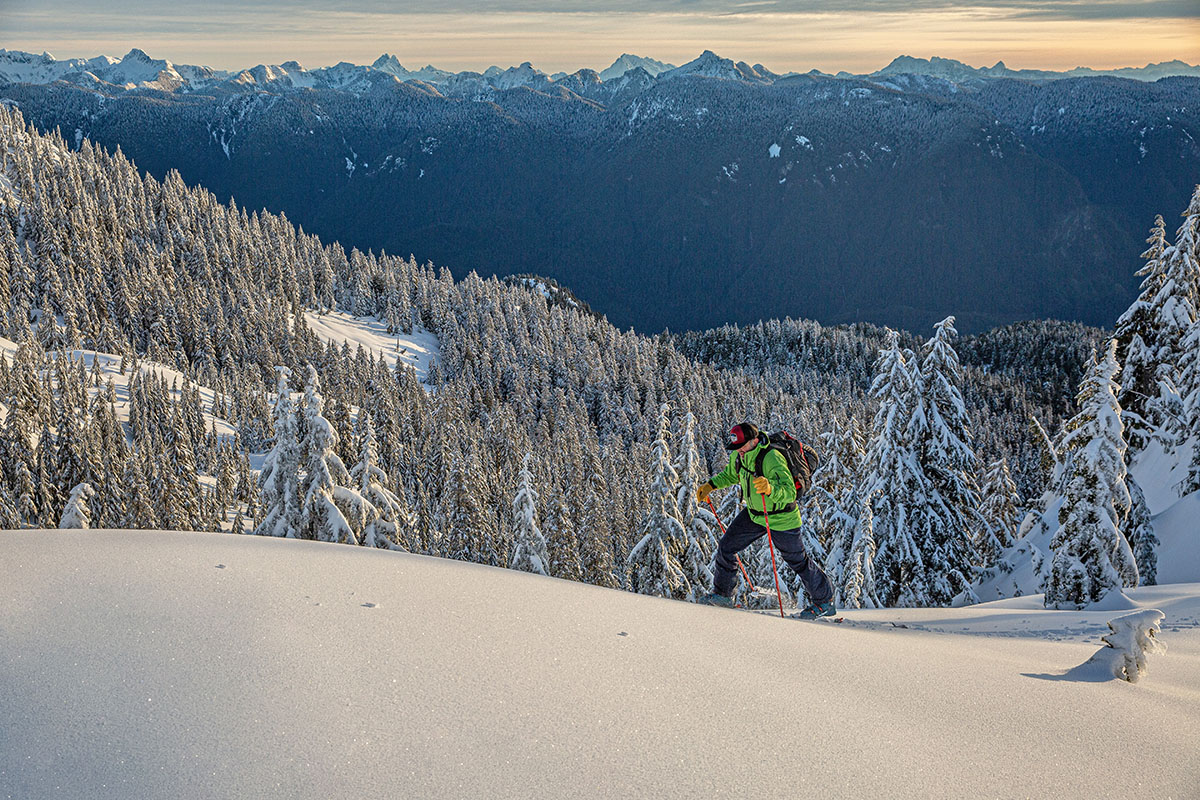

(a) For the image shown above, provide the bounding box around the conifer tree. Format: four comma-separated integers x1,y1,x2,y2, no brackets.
628,404,689,599
298,364,356,544
348,414,412,550
860,330,929,607
840,494,879,609
1125,475,1157,586
672,404,717,597
510,453,549,575
977,457,1023,568
1046,342,1138,608
254,368,301,538
1114,215,1169,451
908,317,980,604
546,496,584,582
1178,317,1200,495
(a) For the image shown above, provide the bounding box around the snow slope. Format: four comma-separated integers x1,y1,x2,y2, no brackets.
2,529,1198,799
302,310,440,382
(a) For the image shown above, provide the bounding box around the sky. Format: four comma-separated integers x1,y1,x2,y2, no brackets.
2,0,1197,74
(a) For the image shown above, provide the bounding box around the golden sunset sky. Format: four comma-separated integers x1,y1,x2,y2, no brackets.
2,0,1197,73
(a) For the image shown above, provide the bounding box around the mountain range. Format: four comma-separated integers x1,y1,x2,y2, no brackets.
2,48,1196,94
2,47,1198,333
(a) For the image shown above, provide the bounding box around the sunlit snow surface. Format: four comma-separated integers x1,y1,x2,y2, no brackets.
2,529,1198,799
302,310,440,384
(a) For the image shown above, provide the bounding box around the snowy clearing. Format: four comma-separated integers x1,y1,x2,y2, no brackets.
2,529,1198,799
301,310,440,383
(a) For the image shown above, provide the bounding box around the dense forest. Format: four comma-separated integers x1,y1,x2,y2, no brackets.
1,104,1196,609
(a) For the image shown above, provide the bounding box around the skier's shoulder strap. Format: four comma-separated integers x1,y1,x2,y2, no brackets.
752,441,784,477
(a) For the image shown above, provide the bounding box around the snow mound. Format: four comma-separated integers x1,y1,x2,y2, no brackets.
3,529,1199,799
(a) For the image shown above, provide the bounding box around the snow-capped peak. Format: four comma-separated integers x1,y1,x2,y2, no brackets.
488,62,549,91
372,54,409,78
659,50,771,84
598,53,675,82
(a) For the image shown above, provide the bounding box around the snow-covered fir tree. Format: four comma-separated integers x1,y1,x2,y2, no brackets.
1124,475,1157,586
1046,341,1139,608
298,364,356,544
347,414,411,550
628,404,689,599
510,453,549,575
906,317,982,603
860,330,929,606
840,493,880,609
672,404,716,599
1114,215,1170,452
254,368,301,538
977,457,1023,568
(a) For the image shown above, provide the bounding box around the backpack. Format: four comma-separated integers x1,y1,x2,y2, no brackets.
752,431,820,497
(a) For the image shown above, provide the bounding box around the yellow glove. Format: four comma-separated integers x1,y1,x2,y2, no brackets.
697,482,714,503
752,476,772,496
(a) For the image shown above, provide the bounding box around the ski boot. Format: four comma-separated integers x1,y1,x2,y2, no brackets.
697,592,735,608
797,600,837,620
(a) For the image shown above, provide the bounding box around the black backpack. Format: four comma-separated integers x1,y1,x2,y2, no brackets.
752,431,820,498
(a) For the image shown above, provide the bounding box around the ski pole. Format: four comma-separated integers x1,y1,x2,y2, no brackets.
706,497,753,590
761,495,785,619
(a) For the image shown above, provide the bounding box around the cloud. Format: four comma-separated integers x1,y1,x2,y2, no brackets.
6,0,1197,19
2,0,1195,73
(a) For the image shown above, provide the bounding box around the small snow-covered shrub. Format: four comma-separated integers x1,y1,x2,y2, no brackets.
1097,609,1166,683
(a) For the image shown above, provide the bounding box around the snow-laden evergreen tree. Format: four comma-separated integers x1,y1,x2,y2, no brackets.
977,457,1023,568
59,482,94,529
1123,475,1158,587
815,417,864,590
254,368,301,538
298,364,356,544
1046,341,1139,608
860,330,929,607
908,317,981,604
546,495,584,582
510,453,549,575
672,404,716,598
1178,317,1200,495
840,493,880,609
347,414,411,550
628,404,689,599
1114,215,1170,452
1146,186,1200,449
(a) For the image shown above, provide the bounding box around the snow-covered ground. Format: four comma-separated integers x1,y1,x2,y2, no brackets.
302,310,440,383
3,529,1197,799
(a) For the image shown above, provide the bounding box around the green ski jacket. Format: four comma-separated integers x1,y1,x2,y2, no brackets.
708,441,801,530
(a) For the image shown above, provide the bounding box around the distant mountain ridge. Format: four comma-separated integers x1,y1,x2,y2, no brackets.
1,48,1196,97
2,47,1198,335
872,55,1200,84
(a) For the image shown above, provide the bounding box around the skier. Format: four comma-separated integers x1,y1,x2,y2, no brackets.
695,422,836,618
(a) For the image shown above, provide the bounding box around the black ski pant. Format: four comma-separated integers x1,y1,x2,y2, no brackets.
713,509,834,604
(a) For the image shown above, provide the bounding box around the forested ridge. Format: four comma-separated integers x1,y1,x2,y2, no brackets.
2,105,1196,609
